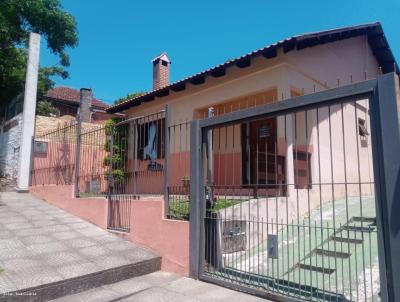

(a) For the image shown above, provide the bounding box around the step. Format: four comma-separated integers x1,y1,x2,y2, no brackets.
351,216,376,224
314,248,351,258
341,225,375,232
0,257,161,302
331,236,364,244
298,263,336,275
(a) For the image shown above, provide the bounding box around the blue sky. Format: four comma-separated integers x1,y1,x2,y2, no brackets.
41,0,400,104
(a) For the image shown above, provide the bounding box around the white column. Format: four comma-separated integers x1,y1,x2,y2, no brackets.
17,32,41,192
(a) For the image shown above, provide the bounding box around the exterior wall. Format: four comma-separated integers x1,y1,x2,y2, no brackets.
0,113,22,183
52,102,78,117
122,36,379,210
35,115,76,137
128,199,189,275
29,185,108,228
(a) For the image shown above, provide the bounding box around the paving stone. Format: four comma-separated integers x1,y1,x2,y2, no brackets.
0,230,13,240
92,234,122,244
19,234,55,245
49,287,119,302
64,238,97,249
91,255,132,269
103,241,135,252
50,230,80,241
27,242,69,255
78,246,110,258
14,227,50,237
4,221,34,230
120,286,201,302
58,217,85,224
31,219,59,227
76,227,107,237
0,247,32,260
0,258,41,271
0,274,16,294
5,266,63,290
44,252,85,266
56,262,101,279
0,239,24,250
68,222,91,230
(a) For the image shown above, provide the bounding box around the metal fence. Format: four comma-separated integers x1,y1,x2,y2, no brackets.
166,120,191,220
188,76,399,301
76,125,108,197
31,122,78,186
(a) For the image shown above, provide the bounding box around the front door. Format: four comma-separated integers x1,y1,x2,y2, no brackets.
242,117,285,195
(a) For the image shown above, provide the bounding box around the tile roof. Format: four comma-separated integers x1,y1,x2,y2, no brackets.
44,87,109,110
107,22,399,114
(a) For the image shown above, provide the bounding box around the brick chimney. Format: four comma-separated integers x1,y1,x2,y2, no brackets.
152,52,170,90
79,88,92,122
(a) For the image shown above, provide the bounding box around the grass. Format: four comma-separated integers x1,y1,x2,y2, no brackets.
167,198,241,220
0,267,4,274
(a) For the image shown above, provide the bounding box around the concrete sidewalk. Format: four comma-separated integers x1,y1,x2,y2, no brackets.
0,192,160,301
51,271,270,302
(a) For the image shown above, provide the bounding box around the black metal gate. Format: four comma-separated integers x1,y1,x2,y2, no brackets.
189,74,400,302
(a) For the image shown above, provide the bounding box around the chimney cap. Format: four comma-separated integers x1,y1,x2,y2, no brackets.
152,52,170,64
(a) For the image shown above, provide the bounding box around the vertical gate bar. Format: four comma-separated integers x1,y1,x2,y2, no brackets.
29,135,34,186
207,107,215,204
189,119,204,278
164,104,170,216
370,73,400,302
74,117,82,197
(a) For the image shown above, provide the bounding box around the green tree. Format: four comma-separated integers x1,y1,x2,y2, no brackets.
114,91,146,105
36,100,59,116
0,0,78,105
104,118,127,187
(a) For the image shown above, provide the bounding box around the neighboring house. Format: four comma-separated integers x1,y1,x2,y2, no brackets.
42,86,118,123
106,22,398,205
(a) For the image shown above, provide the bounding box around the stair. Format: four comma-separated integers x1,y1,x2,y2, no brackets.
286,215,376,278
331,236,364,244
298,264,336,275
314,248,351,258
341,225,375,232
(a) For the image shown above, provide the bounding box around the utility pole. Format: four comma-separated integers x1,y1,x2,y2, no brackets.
17,32,40,192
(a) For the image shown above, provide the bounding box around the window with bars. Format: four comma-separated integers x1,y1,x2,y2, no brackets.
358,118,369,147
136,119,165,160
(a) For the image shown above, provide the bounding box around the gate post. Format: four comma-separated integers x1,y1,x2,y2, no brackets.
163,104,170,216
74,116,82,197
189,120,205,278
370,73,400,302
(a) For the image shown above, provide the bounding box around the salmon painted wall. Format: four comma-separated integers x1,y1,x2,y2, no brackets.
128,199,189,275
32,140,109,194
29,185,108,228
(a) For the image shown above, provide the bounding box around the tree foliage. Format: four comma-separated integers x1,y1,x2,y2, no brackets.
0,0,78,105
103,118,128,185
114,91,147,105
36,100,59,116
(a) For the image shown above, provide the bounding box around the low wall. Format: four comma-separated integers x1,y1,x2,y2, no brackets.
128,199,189,275
29,185,107,228
0,113,22,183
29,185,190,276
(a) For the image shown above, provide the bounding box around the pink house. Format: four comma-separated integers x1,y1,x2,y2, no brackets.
31,23,399,292
106,22,397,204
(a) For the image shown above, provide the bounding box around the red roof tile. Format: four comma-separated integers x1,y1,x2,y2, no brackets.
45,87,109,110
